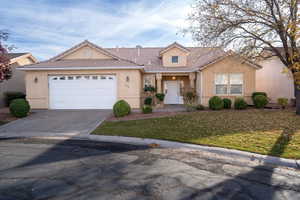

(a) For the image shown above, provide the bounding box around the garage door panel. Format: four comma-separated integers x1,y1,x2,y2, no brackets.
49,75,117,109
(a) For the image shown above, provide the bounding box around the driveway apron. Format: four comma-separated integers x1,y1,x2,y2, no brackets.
0,110,111,138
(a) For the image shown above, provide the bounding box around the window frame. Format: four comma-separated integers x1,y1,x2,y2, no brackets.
214,73,244,96
171,56,179,63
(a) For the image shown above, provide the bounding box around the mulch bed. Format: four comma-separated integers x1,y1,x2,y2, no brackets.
0,108,18,123
107,111,190,122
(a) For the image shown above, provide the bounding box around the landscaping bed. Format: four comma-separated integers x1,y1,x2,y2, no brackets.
93,109,300,159
0,108,17,125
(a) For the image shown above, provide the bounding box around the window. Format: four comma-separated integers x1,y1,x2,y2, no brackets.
215,73,243,95
171,56,179,63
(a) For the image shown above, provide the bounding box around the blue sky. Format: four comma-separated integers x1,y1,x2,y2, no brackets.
0,0,194,60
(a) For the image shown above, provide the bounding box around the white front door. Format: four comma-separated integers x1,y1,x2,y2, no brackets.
164,81,183,104
49,75,117,109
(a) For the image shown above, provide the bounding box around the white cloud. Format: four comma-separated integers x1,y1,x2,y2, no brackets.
0,0,194,60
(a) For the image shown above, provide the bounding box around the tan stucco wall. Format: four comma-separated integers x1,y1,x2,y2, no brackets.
62,46,112,60
162,47,188,67
200,57,256,106
0,57,35,107
25,69,142,109
257,58,295,103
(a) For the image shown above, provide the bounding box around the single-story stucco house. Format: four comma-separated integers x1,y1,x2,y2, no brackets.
0,53,37,107
19,40,261,109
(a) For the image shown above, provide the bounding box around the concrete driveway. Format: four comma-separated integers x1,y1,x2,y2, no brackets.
1,138,300,200
0,110,111,138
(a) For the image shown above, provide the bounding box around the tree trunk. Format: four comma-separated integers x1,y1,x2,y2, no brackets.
295,84,300,115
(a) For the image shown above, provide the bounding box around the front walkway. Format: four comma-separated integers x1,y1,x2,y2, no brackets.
0,110,111,138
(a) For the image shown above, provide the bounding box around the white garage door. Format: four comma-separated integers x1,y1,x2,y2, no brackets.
49,75,117,109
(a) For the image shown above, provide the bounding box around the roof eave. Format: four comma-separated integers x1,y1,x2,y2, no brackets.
18,66,145,71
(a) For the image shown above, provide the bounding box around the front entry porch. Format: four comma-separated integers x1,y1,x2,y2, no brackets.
155,73,198,105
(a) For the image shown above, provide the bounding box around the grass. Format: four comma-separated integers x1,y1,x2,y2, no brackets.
92,110,300,159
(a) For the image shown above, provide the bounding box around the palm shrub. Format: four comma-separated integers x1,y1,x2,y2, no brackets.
278,98,288,109
155,93,165,102
234,98,248,110
253,95,268,108
113,100,131,117
9,98,30,118
209,96,224,110
222,98,232,109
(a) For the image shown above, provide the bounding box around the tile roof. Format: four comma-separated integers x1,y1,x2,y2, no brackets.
106,47,227,72
18,59,141,69
7,53,28,59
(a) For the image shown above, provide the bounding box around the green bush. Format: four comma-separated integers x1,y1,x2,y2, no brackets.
144,97,153,105
144,85,156,92
142,105,152,114
196,104,205,110
4,92,26,107
234,98,248,110
209,96,224,110
254,95,268,108
155,93,165,102
113,100,131,117
252,92,267,102
223,98,232,109
278,98,288,109
9,98,30,118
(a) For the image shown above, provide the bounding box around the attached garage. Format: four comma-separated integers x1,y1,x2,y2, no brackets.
49,75,117,109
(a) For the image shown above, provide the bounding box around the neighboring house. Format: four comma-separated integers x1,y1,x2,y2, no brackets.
19,40,260,109
257,57,295,104
0,53,37,107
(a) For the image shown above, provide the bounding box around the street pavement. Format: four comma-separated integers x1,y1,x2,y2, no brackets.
0,138,299,200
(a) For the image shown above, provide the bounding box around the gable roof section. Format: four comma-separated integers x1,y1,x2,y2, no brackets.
48,40,125,61
159,42,190,56
8,53,38,64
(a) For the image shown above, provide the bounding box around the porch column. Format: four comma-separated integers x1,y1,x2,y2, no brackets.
189,72,195,89
156,73,162,93
196,72,201,104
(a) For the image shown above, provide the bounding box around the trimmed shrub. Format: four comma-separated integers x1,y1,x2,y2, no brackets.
254,95,268,108
144,97,153,105
155,93,165,102
252,92,267,102
223,98,232,109
278,98,288,109
4,92,26,107
113,100,131,117
209,96,224,110
234,98,248,110
9,98,30,118
196,104,205,110
142,105,152,114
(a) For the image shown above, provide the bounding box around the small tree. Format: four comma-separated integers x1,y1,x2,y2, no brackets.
186,0,300,114
0,30,12,82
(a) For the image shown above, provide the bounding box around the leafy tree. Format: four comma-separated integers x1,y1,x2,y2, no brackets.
186,0,300,114
0,30,12,82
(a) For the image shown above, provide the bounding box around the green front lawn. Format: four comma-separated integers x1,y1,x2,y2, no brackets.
92,110,300,159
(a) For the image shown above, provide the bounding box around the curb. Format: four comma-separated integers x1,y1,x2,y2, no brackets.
89,135,300,169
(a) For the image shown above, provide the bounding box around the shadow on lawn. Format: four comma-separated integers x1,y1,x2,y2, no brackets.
182,128,297,200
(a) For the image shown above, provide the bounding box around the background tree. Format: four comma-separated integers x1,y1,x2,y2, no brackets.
0,30,12,82
186,0,300,114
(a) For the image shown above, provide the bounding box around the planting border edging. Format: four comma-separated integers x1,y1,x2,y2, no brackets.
89,135,300,169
